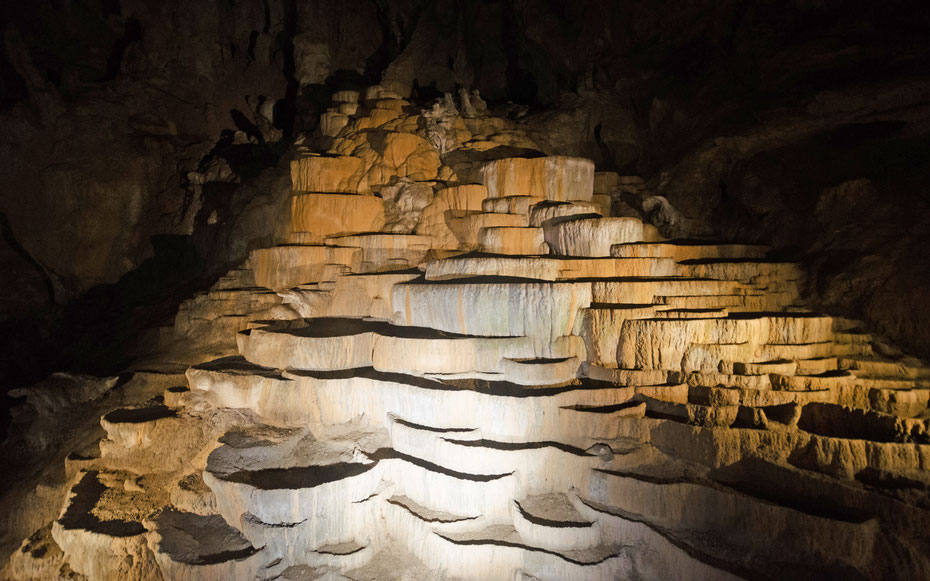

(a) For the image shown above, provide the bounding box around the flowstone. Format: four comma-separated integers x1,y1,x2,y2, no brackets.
4,86,930,580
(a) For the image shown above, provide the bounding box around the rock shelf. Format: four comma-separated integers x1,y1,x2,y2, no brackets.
6,85,930,581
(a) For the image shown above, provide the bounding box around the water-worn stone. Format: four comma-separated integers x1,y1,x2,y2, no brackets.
289,193,386,240
5,81,930,581
290,155,366,193
480,157,595,202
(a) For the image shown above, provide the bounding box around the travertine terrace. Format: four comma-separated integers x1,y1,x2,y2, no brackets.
3,85,930,580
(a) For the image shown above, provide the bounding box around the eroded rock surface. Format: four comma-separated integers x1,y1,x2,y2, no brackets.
2,86,929,580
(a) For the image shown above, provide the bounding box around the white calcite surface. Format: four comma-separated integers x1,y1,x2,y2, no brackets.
528,200,602,227
8,85,930,581
545,216,652,257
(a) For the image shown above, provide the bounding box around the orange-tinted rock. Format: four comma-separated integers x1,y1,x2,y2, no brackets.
290,155,366,193
289,193,386,241
480,156,595,201
249,245,358,289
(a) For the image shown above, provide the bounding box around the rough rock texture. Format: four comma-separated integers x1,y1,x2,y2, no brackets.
2,85,930,580
0,0,294,386
2,2,930,579
1,0,290,298
359,0,930,360
3,0,930,390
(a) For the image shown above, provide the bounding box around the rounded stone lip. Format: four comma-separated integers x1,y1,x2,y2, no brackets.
254,316,510,340
154,508,258,566
514,496,592,529
57,471,146,537
208,447,513,491
102,404,177,424
215,460,379,491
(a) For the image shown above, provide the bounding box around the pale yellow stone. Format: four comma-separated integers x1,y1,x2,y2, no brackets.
546,217,649,257
356,108,402,129
320,111,349,137
478,227,548,255
372,107,404,125
423,255,675,281
239,322,376,371
581,305,657,367
455,213,525,247
482,195,544,216
616,314,836,371
529,201,601,227
465,139,504,152
249,245,358,290
437,165,456,181
327,233,432,271
324,272,420,319
19,92,930,581
592,278,750,303
680,261,804,282
415,184,488,249
415,204,459,250
392,280,592,352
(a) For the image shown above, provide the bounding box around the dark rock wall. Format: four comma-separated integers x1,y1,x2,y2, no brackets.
1,0,929,385
0,0,295,384
608,1,930,358
1,0,290,302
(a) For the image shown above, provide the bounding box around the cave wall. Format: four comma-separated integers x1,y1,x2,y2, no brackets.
1,0,289,305
1,0,929,385
604,0,930,357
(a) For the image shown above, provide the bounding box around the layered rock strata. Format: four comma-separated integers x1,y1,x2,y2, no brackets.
4,86,930,581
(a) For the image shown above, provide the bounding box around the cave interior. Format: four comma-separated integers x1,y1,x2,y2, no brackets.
1,1,930,579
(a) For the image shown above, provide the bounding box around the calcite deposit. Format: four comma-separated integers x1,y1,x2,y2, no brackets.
3,85,930,581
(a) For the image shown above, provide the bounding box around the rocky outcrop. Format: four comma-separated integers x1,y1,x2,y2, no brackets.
0,1,291,299
3,84,929,580
1,3,930,576
3,0,929,390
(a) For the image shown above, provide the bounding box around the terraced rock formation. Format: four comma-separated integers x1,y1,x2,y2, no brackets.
3,85,930,580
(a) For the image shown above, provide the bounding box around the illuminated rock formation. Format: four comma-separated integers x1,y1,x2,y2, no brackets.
4,86,930,581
